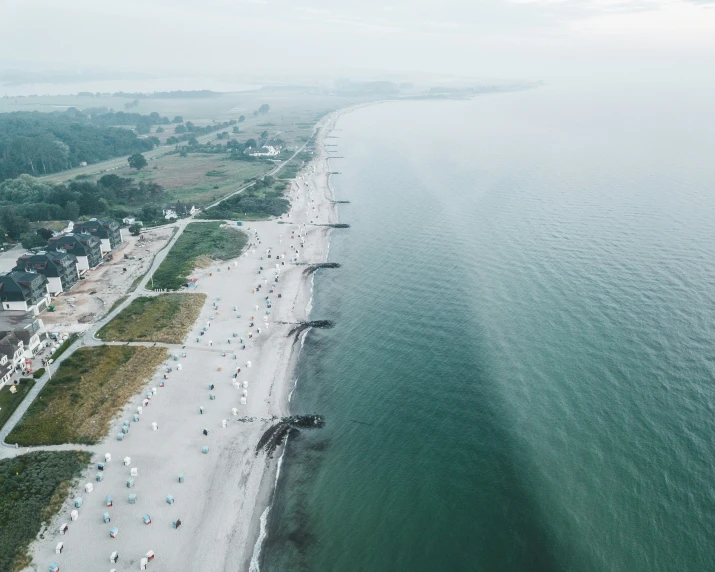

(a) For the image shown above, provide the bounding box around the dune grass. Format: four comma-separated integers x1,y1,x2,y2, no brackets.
150,222,247,290
96,293,206,343
0,378,35,431
6,345,166,446
0,450,91,572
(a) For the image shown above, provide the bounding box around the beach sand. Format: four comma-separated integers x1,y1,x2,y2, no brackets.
26,112,339,572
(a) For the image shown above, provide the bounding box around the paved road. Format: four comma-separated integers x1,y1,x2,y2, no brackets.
0,124,317,459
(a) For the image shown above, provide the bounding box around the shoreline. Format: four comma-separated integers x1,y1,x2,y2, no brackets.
23,109,342,572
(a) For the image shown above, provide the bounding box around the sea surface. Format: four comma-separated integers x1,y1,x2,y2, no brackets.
261,84,715,572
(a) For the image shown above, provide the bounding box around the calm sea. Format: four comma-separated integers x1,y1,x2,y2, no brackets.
261,84,715,572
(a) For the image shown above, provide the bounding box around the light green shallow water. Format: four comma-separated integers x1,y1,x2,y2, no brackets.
261,84,715,572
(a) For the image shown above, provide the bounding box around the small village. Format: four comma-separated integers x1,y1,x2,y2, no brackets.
0,213,181,386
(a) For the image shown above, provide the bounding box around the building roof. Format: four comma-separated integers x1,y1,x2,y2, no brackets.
48,233,101,257
0,333,22,358
15,251,77,278
74,219,120,239
0,271,48,301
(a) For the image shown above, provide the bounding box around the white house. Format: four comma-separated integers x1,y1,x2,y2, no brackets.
0,271,51,315
0,354,12,386
0,333,25,372
13,328,42,359
246,145,280,157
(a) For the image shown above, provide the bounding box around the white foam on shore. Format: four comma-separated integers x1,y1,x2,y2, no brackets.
249,431,289,572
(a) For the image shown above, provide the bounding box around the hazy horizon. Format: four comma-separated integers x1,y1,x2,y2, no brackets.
3,0,715,89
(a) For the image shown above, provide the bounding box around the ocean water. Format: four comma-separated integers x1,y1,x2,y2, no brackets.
261,84,715,572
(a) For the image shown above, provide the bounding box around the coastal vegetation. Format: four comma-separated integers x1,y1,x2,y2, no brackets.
0,378,35,431
0,450,91,572
150,222,247,290
198,175,290,220
6,345,165,446
97,293,206,343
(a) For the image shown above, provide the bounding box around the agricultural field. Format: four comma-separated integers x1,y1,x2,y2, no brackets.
150,222,247,290
0,378,35,431
96,293,206,343
6,345,166,446
110,153,275,206
0,450,91,572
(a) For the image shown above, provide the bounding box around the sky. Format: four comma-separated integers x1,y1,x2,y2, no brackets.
2,0,715,84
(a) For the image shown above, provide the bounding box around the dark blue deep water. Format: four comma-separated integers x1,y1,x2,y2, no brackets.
262,84,715,572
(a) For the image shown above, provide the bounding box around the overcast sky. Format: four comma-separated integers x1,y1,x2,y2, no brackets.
3,0,715,83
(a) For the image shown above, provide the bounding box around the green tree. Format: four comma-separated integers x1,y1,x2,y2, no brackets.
238,115,245,123
258,104,270,114
135,123,150,134
142,203,161,221
245,138,257,148
174,125,187,134
232,126,239,134
166,136,179,145
64,201,80,220
128,153,148,170
1,206,30,238
172,116,184,123
128,223,142,236
20,231,46,250
156,126,165,133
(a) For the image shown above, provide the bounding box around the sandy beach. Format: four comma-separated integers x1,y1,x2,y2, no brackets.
25,111,339,572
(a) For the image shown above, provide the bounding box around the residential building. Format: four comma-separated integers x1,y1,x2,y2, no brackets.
9,328,42,359
73,219,123,254
0,271,51,314
246,145,280,157
47,233,103,272
0,354,11,386
162,203,196,219
0,332,24,372
15,251,79,295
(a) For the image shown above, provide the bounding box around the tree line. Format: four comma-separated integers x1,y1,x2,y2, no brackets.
0,108,159,181
0,173,166,246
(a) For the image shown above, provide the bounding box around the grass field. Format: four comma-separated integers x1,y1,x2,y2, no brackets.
6,346,166,446
97,293,206,343
150,222,247,290
0,378,35,431
0,450,91,572
114,154,276,206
